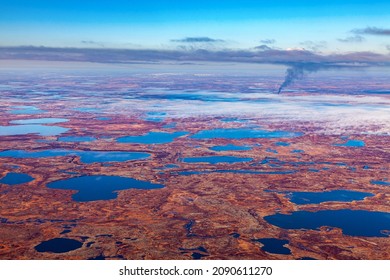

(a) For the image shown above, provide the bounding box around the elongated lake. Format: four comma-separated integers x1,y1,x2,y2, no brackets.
47,175,164,201
209,144,252,151
334,140,365,147
264,210,390,237
190,128,303,139
0,125,68,136
0,149,151,163
35,238,82,253
10,118,68,124
117,131,188,144
58,136,97,142
287,190,374,205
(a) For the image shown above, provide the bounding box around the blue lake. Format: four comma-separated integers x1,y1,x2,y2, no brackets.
264,210,390,237
163,122,177,128
252,238,291,255
144,112,166,122
191,252,208,259
190,128,302,139
58,136,97,142
10,106,45,115
10,118,69,124
291,149,304,153
182,156,253,164
266,148,278,154
0,172,34,185
0,125,69,136
334,140,365,147
259,157,284,165
287,190,374,205
35,238,82,253
117,131,188,144
74,107,101,113
47,175,164,201
370,180,390,186
209,144,252,151
164,164,179,169
0,149,151,164
230,233,240,238
274,142,291,147
220,117,248,123
140,92,240,103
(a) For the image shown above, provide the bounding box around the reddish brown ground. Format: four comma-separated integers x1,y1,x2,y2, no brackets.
1,109,389,260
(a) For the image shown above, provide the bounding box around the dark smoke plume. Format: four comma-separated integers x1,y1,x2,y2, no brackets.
277,63,325,94
277,66,304,93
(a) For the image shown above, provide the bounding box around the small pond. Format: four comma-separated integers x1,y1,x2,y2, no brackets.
35,238,83,253
252,238,291,255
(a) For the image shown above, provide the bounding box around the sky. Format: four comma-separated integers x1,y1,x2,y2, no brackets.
1,0,390,54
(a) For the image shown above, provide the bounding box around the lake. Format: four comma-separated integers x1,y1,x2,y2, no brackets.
10,118,68,124
0,172,34,185
252,238,291,255
287,190,374,205
9,105,45,115
117,131,188,144
190,128,303,139
35,238,83,253
264,209,390,237
144,112,167,122
0,125,69,136
334,140,365,147
0,149,151,163
274,142,291,147
209,144,252,151
58,136,97,142
47,175,164,201
370,180,390,186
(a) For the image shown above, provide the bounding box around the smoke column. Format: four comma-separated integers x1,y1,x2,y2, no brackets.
277,65,304,94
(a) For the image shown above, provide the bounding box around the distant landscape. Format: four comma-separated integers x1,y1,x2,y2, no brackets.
1,1,389,260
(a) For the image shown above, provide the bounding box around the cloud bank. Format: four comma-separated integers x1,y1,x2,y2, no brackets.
299,40,327,52
1,45,388,65
338,35,365,43
81,40,105,47
353,27,390,36
260,39,276,44
254,45,273,51
1,45,389,93
171,37,225,43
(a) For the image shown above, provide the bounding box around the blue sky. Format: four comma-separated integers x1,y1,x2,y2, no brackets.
1,0,389,53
